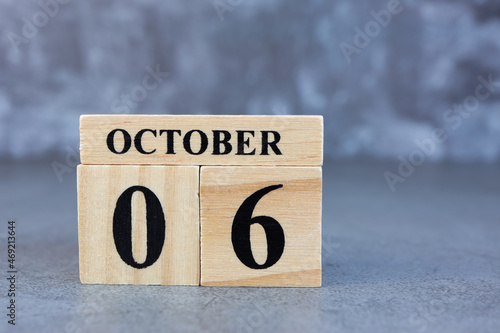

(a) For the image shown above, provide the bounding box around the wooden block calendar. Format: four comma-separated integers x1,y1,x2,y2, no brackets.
78,115,323,287
78,165,200,285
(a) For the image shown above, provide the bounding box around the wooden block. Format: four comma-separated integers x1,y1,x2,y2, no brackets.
80,115,323,166
200,166,322,287
77,165,200,285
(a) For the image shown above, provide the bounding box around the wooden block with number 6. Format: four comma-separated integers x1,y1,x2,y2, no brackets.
200,167,322,287
78,165,200,285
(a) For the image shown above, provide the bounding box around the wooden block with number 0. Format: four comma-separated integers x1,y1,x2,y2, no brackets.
78,165,200,285
200,167,322,287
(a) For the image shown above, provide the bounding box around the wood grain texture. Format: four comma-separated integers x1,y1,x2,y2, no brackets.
200,167,322,287
78,165,200,285
80,115,323,166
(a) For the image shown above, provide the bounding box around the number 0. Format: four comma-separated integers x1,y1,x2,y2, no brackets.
231,185,285,269
113,186,166,269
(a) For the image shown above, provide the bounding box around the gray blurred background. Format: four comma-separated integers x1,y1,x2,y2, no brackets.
1,0,500,162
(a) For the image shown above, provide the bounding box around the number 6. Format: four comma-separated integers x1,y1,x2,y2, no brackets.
231,185,285,269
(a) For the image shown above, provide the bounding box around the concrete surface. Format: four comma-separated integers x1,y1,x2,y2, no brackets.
0,160,499,332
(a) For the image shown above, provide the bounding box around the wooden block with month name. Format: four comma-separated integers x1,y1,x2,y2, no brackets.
80,115,323,166
200,166,322,287
78,165,200,285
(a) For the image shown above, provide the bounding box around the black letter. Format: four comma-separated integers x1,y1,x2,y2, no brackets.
237,130,256,155
159,130,182,154
107,129,132,154
184,130,209,155
134,129,157,154
261,131,282,155
213,130,232,155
